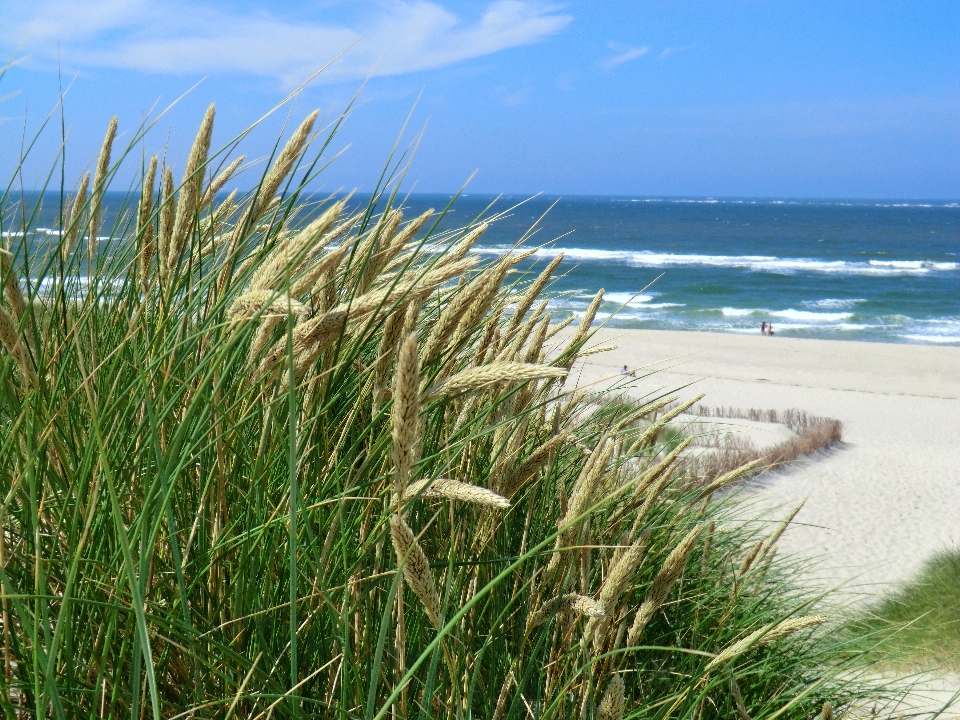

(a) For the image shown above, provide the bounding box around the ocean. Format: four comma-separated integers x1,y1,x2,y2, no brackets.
6,193,959,345
399,195,960,346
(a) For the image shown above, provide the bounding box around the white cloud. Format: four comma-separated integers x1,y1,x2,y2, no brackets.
658,45,692,60
2,1,572,86
603,45,649,69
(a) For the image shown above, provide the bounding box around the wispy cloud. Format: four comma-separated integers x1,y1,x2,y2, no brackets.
658,45,692,60
2,1,572,87
603,45,649,69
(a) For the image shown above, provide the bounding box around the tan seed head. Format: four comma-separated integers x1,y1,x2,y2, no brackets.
391,333,421,504
597,674,625,720
389,513,442,629
426,362,566,399
627,525,702,645
88,116,118,262
403,478,509,509
705,615,824,670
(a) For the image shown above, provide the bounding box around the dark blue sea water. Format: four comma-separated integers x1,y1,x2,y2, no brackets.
6,193,959,344
399,195,960,345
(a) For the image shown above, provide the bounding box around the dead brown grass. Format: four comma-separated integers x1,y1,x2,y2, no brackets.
687,405,840,436
687,406,843,484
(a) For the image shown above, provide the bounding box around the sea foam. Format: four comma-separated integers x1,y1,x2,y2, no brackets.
719,307,853,322
472,246,958,276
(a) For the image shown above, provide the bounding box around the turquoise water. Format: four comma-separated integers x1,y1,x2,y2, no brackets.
7,192,959,344
401,195,960,345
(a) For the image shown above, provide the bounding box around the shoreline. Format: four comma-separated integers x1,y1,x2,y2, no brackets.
571,327,960,598
592,323,960,349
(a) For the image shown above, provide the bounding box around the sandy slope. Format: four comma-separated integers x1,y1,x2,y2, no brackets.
570,328,960,598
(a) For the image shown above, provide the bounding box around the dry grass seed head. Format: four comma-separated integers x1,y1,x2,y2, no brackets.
169,104,215,271
599,533,649,610
627,524,702,645
199,155,244,210
616,395,679,433
696,457,766,499
403,478,509,509
1,250,26,324
597,674,625,720
497,299,548,362
337,256,478,325
545,314,575,341
247,316,284,366
401,297,421,339
251,201,344,292
357,209,403,294
523,312,551,364
228,290,307,323
563,438,615,527
0,306,37,388
420,271,485,363
137,156,158,291
737,540,765,578
88,116,118,259
567,594,605,618
632,394,705,451
508,252,564,332
426,362,566,399
527,593,604,629
446,258,514,352
373,302,408,405
389,513,442,628
254,110,319,218
500,431,567,499
62,172,90,260
579,344,618,358
705,615,824,670
391,333,421,502
578,288,605,335
445,222,488,263
388,209,434,255
761,499,806,559
257,308,348,381
290,234,354,299
548,438,614,572
158,167,176,284
629,436,693,505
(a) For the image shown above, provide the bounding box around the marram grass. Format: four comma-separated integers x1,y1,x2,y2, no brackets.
848,549,960,671
0,101,896,718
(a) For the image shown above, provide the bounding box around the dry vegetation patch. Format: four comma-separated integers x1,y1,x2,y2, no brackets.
666,404,844,484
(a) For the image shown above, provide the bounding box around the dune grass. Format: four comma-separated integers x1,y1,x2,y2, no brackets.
0,99,897,718
849,550,960,672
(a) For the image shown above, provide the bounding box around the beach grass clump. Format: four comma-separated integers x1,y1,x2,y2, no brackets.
0,103,892,718
848,550,960,671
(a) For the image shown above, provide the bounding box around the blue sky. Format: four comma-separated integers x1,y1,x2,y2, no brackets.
2,1,959,199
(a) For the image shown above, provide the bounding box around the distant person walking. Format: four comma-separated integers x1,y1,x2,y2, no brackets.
761,322,767,335
768,323,775,336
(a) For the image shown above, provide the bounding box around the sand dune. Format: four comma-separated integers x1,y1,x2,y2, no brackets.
571,328,960,599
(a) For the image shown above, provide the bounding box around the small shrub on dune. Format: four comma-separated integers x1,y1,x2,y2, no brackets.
0,104,891,718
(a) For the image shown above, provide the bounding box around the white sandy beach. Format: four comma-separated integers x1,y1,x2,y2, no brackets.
571,328,960,599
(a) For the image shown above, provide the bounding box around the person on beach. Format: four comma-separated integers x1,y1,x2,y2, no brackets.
761,321,767,335
622,365,635,377
768,323,775,336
